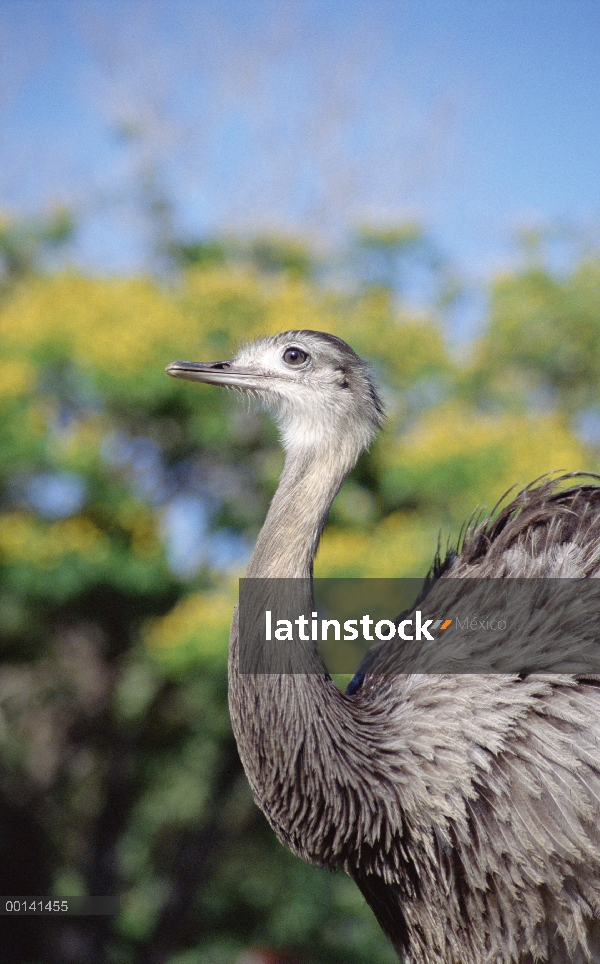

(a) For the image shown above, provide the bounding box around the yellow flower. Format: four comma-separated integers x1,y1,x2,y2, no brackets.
0,359,35,399
0,513,109,567
317,513,441,578
144,588,235,658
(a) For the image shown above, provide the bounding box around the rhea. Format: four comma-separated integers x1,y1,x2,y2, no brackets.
167,331,600,964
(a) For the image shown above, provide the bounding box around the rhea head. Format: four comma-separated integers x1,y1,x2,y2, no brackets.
166,330,384,463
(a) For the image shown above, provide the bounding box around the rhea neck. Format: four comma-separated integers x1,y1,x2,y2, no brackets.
230,402,375,852
246,422,364,579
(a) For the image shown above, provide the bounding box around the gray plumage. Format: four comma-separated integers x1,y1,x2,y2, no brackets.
167,331,600,964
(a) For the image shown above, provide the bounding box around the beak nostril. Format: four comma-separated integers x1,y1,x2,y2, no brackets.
211,361,232,370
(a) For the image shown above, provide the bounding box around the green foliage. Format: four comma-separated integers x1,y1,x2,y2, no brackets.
351,221,451,297
474,259,600,414
0,207,74,283
0,224,599,963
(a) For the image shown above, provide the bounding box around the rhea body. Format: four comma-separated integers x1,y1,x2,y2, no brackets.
167,331,600,964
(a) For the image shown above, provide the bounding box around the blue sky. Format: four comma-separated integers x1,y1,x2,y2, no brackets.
1,0,599,281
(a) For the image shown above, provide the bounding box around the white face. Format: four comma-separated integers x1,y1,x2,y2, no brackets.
232,336,370,453
166,331,383,457
234,337,345,398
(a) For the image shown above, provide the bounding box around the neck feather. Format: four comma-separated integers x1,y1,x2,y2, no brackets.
228,436,379,868
246,442,358,578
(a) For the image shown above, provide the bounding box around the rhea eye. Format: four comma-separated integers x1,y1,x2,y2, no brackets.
282,347,309,367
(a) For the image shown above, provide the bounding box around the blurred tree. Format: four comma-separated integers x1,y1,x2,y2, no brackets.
0,207,74,285
76,4,460,263
167,234,316,281
470,234,600,425
351,222,430,290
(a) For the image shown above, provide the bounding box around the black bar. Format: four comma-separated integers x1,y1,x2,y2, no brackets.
0,897,120,915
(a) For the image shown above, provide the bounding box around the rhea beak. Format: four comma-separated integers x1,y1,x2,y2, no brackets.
166,359,265,390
